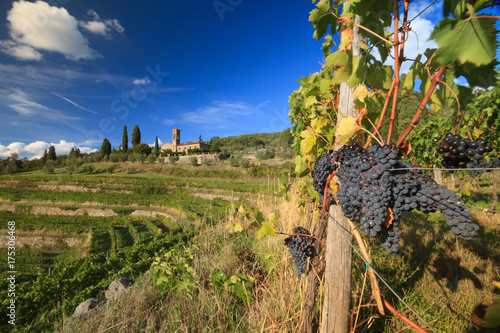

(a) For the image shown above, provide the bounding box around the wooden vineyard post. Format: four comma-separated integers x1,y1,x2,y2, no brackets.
321,6,362,332
321,205,353,332
300,214,328,333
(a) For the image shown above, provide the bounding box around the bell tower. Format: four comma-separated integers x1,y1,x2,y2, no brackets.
172,128,180,151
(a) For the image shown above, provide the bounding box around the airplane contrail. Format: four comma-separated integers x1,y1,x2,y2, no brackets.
52,92,98,114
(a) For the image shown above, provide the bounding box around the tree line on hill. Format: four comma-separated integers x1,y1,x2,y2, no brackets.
0,126,296,175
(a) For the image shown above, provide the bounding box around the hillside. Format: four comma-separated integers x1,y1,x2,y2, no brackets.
0,157,499,331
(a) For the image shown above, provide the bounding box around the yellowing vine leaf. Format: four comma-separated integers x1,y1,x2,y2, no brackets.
300,130,317,154
353,85,369,102
255,221,276,239
339,27,353,51
336,116,363,145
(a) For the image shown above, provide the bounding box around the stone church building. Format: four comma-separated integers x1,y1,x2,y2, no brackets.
160,128,211,153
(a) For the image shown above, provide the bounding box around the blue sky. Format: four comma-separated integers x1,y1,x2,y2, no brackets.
0,0,497,159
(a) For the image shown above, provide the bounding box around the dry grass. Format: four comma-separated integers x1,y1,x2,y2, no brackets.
57,188,309,332
55,176,500,333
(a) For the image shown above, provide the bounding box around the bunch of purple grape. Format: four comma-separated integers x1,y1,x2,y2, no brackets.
437,133,493,169
284,227,316,276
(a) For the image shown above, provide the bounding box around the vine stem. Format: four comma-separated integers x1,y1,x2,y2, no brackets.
353,23,395,45
396,65,447,147
344,217,385,316
365,80,396,148
383,299,428,333
386,0,403,145
276,232,326,250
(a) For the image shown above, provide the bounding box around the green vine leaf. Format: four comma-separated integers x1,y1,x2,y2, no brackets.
255,221,276,239
309,0,339,40
430,17,498,67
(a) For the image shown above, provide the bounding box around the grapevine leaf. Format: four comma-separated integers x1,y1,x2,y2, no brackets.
366,57,393,90
339,27,354,51
305,96,319,109
301,130,317,154
453,59,499,88
255,221,276,239
322,35,334,57
336,116,363,145
353,85,369,102
430,17,498,66
325,50,349,68
319,78,333,96
253,208,264,224
309,0,338,40
295,155,309,174
267,211,280,223
403,54,423,91
347,55,366,87
443,0,468,18
312,117,329,132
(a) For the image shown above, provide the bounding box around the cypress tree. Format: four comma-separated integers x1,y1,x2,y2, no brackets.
47,146,56,161
132,125,141,148
42,149,48,163
154,136,160,157
101,138,112,157
122,125,128,151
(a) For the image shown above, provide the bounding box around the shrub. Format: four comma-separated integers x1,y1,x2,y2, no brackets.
107,165,117,173
189,156,198,166
169,155,179,164
229,156,239,167
240,158,250,169
110,153,120,163
44,161,57,174
256,149,275,160
147,154,156,164
127,166,136,174
202,157,213,166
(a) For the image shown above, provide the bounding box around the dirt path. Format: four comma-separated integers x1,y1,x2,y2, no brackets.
0,235,84,248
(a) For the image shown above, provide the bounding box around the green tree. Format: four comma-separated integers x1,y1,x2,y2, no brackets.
134,143,152,156
132,125,141,148
69,147,81,159
122,125,128,151
198,134,202,143
47,146,56,161
64,157,78,176
101,138,112,157
210,142,220,153
154,136,160,157
41,149,48,164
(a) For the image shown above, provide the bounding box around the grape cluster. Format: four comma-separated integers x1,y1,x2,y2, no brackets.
328,143,479,254
437,133,493,169
284,227,316,276
312,153,338,206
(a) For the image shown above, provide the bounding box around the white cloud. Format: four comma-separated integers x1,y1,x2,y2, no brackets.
1,0,101,60
177,100,260,129
133,77,152,86
8,89,82,121
0,40,42,60
371,0,440,74
0,140,97,159
79,10,124,39
162,118,176,126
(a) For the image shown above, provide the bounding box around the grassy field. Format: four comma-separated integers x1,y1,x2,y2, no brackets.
0,162,499,332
